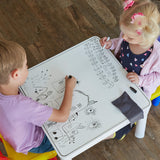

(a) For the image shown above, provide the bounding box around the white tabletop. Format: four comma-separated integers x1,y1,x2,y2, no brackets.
20,36,151,159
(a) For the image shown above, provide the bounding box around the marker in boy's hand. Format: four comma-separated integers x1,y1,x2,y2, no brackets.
68,75,79,84
65,75,77,90
68,75,72,79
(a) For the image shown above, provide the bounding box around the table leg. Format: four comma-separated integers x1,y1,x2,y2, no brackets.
135,107,150,138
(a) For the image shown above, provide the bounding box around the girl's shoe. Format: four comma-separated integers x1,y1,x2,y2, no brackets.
114,123,135,140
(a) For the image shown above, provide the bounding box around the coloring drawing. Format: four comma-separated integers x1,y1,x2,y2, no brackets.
23,73,101,147
43,89,99,146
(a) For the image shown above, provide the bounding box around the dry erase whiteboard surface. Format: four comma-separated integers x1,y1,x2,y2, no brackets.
20,36,150,156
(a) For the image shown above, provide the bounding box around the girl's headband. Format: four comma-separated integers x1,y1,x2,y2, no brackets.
130,13,145,35
124,0,135,11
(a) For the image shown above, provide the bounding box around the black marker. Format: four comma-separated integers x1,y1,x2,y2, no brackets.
130,86,137,93
68,75,79,84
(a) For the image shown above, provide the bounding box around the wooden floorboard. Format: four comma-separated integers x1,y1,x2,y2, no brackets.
0,0,160,159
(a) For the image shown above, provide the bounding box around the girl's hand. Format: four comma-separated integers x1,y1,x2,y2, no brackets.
100,37,112,49
65,75,77,91
126,72,139,84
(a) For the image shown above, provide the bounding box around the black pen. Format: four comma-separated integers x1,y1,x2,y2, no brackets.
68,75,79,84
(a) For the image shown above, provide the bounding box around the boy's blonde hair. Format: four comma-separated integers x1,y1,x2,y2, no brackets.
0,39,26,84
120,0,160,47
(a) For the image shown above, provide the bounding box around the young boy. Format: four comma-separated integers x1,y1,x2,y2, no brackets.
0,39,77,154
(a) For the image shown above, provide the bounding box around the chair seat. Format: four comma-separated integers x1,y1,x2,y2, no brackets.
0,151,9,160
0,133,57,160
151,86,160,100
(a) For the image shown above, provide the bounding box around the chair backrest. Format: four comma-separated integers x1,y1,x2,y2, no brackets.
0,133,57,160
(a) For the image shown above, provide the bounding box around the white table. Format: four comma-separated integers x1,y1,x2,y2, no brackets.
20,36,151,160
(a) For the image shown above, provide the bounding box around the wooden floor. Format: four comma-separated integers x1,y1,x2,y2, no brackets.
0,0,160,159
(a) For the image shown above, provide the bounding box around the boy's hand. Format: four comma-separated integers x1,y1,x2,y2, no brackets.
48,75,77,122
100,37,112,49
65,75,77,91
126,72,139,84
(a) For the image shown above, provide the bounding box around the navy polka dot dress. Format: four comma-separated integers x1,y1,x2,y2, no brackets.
119,40,152,75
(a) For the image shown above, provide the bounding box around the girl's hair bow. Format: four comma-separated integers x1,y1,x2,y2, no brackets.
124,0,135,11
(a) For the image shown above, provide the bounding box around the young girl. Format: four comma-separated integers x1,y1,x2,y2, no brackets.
100,0,160,140
0,39,77,154
100,0,160,99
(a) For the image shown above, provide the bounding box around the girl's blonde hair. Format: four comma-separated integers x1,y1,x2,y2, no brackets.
0,39,26,84
120,0,160,47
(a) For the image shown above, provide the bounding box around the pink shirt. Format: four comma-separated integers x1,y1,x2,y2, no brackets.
0,93,53,154
110,33,160,98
